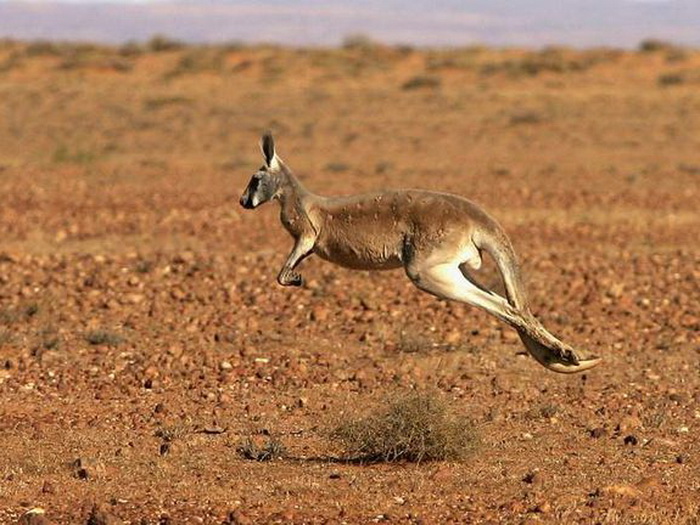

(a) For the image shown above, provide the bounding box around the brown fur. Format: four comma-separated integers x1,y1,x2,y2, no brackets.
240,135,601,374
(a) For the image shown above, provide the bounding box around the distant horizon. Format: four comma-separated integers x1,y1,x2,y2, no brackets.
0,0,698,49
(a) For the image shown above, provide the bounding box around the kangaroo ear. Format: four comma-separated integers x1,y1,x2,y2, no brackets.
261,132,275,167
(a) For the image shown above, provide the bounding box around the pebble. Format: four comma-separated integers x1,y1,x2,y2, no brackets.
590,427,607,438
623,435,639,446
534,501,552,514
86,504,124,525
601,485,640,497
225,509,252,525
522,471,543,485
18,509,55,525
616,416,642,433
73,458,106,480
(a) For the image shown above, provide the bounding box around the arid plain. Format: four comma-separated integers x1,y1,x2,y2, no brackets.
0,40,698,523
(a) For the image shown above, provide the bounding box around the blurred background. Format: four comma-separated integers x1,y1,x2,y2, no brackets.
0,0,699,48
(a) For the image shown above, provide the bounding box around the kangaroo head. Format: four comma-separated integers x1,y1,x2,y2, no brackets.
239,132,287,209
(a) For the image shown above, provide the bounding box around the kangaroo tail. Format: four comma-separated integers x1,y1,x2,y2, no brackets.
475,227,602,374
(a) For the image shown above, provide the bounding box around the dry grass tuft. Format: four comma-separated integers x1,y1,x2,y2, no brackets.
237,436,286,462
330,392,478,463
85,330,124,347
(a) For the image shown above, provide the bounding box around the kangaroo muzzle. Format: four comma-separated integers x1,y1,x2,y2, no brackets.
239,192,256,209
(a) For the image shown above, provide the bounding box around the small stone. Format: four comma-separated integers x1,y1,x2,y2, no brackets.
124,293,144,305
18,509,55,525
590,427,607,438
669,392,687,404
159,443,170,456
636,476,661,491
73,458,106,480
86,504,124,525
200,426,227,435
522,471,542,485
676,454,687,464
41,480,55,494
535,501,552,514
623,435,639,446
226,509,252,525
444,330,461,345
616,416,642,433
310,306,329,322
219,361,233,371
601,484,640,497
329,472,341,479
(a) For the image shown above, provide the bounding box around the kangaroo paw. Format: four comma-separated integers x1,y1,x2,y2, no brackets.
546,355,602,374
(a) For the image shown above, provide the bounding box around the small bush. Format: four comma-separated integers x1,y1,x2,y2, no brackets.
119,41,144,57
24,41,63,57
639,39,677,53
52,145,97,164
324,162,350,173
330,392,478,462
85,330,124,347
0,329,12,346
342,34,380,51
402,75,441,91
165,47,227,78
658,73,685,87
509,110,546,125
147,34,185,53
143,96,193,111
237,437,285,461
396,330,431,353
0,51,22,73
134,260,154,273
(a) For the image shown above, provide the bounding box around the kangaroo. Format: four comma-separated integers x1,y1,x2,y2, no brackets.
239,133,601,373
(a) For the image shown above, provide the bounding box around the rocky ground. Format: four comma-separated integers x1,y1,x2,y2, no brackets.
0,41,698,523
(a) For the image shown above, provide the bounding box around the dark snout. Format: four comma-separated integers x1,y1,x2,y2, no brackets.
240,175,261,209
239,192,255,209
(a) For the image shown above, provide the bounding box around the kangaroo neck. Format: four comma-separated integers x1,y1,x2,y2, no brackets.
277,172,323,237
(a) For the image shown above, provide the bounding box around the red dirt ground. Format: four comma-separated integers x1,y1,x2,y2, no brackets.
0,42,698,523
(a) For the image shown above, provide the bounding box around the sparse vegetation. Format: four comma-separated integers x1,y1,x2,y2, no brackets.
36,326,60,352
330,392,478,462
342,34,381,51
165,47,228,78
509,109,546,125
324,162,350,173
143,96,193,111
147,34,185,53
658,72,685,86
237,436,286,461
52,145,98,164
85,330,124,347
481,47,620,77
134,259,154,273
639,39,678,53
396,330,432,354
401,75,441,90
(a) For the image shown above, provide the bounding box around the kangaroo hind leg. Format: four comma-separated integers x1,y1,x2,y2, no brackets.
405,245,520,327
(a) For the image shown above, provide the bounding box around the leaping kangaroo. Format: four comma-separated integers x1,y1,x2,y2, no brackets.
240,133,601,373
